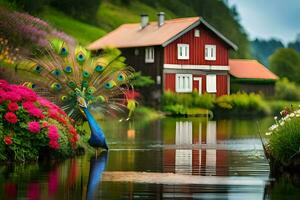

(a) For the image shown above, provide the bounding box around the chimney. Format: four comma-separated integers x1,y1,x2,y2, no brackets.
157,12,165,27
140,14,149,29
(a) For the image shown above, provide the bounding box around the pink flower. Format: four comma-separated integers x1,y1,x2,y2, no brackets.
3,92,21,102
48,125,60,140
0,80,8,89
4,112,18,124
49,140,60,149
27,108,45,119
28,121,40,134
7,102,19,112
22,101,35,110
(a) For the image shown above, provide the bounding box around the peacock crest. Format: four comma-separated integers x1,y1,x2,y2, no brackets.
17,39,134,122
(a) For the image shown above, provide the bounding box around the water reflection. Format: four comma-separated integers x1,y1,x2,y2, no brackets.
87,151,108,200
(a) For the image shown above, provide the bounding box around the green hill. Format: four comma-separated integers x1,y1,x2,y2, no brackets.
0,0,250,58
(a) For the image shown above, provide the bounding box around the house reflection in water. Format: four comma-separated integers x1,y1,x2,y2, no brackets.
164,120,228,176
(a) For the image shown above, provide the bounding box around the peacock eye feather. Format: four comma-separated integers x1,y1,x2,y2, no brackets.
60,47,68,57
76,52,85,64
34,65,43,73
117,73,125,81
64,66,72,74
52,69,61,77
82,80,88,88
87,87,96,95
95,65,104,72
104,81,115,89
51,83,62,91
67,81,76,88
61,95,68,102
82,71,90,79
96,95,106,103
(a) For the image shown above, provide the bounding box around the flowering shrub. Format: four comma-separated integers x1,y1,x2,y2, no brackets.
0,79,79,162
266,106,300,163
0,6,74,55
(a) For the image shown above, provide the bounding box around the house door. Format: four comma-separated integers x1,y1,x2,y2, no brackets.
193,77,202,95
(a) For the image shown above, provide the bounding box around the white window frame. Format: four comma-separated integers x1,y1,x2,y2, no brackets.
205,45,216,61
206,74,217,93
177,44,189,60
176,74,193,93
145,47,154,63
194,29,200,37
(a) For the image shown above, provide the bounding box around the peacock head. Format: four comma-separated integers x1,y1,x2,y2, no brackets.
77,96,87,108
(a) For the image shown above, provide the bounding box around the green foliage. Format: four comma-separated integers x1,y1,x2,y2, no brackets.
269,48,300,84
40,7,106,45
275,78,300,101
267,114,300,163
251,38,284,66
161,91,215,110
14,0,45,14
130,72,155,88
215,92,271,117
50,0,101,23
269,100,300,116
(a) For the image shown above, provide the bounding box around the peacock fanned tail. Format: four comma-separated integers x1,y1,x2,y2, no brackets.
16,39,134,122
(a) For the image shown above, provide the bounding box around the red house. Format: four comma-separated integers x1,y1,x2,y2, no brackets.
88,13,238,99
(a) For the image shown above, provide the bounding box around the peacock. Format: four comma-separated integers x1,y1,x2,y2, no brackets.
15,39,134,151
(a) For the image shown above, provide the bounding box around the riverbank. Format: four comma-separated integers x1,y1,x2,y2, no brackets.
161,92,300,118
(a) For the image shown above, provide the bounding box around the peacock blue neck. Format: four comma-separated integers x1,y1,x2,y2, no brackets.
83,107,108,150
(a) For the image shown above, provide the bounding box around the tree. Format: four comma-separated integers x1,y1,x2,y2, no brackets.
269,48,300,84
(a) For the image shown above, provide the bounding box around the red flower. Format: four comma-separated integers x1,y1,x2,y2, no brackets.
7,102,19,112
42,121,48,128
4,112,18,124
49,140,60,149
3,135,13,145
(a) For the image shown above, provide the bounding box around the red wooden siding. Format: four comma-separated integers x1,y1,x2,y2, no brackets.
164,73,228,96
216,75,228,96
164,25,229,66
164,73,175,92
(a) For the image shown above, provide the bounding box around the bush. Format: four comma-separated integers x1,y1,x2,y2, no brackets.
214,92,271,117
161,91,215,110
266,109,300,163
0,80,79,162
275,78,300,101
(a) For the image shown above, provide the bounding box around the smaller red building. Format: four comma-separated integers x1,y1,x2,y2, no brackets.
88,13,237,99
229,59,278,95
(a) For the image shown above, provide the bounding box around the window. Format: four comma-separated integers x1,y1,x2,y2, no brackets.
177,44,189,60
205,45,216,61
194,29,200,37
145,47,154,63
176,74,193,92
206,74,216,93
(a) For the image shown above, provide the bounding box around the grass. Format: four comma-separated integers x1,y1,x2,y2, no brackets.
40,7,106,45
267,115,300,163
96,1,177,31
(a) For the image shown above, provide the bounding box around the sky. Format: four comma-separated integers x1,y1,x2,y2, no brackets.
227,0,300,44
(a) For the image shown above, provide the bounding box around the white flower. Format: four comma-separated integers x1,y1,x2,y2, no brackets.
274,116,278,120
266,132,272,136
290,113,295,117
269,124,278,131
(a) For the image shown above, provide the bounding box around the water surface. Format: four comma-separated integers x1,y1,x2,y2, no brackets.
1,117,300,199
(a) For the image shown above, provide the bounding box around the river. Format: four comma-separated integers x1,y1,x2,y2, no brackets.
1,117,300,199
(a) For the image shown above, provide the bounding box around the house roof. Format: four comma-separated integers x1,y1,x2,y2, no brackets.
229,59,278,80
87,17,238,50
